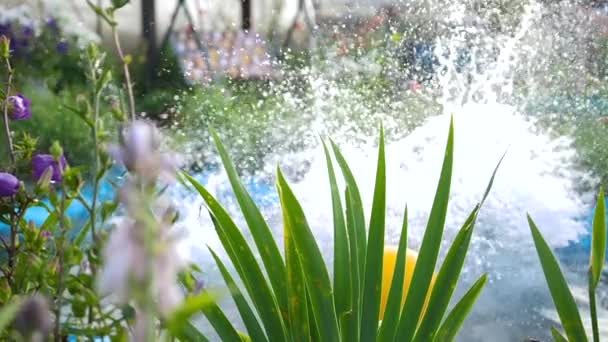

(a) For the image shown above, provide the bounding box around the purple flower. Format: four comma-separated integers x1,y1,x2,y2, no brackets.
56,40,69,54
32,154,67,182
46,18,59,33
7,94,32,120
0,172,20,197
21,25,34,38
0,23,11,37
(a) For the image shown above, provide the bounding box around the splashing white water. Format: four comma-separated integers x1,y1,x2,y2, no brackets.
170,0,603,340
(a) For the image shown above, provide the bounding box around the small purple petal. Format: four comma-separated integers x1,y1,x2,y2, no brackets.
0,23,11,37
22,25,34,38
56,41,69,54
7,94,32,120
0,172,20,197
32,154,67,182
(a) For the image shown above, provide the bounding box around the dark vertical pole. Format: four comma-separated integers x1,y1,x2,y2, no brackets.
142,0,157,87
242,0,251,30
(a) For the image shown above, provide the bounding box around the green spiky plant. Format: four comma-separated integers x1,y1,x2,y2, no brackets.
527,188,606,342
180,117,505,341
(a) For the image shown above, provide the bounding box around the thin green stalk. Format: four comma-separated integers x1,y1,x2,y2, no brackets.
2,57,15,166
90,91,102,243
111,25,136,121
54,179,68,340
589,284,600,342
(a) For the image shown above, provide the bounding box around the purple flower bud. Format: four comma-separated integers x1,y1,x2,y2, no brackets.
32,154,67,182
41,230,52,239
56,40,69,54
0,23,11,38
21,25,34,38
0,172,19,197
46,18,59,33
7,94,32,120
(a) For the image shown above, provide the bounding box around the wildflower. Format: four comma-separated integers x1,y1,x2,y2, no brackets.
13,294,52,338
46,17,59,33
21,25,34,38
56,40,69,54
0,172,19,197
97,217,184,315
7,94,32,120
32,154,67,182
109,120,177,182
0,23,11,37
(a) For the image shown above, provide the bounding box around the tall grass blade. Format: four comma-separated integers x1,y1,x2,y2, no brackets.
434,274,487,341
200,301,245,342
277,168,340,341
345,187,362,339
183,173,288,341
396,116,454,341
331,140,367,281
283,191,311,342
360,126,387,342
377,206,409,342
551,327,569,342
208,248,268,342
323,142,351,322
413,205,479,341
527,214,588,342
175,321,210,342
210,129,288,315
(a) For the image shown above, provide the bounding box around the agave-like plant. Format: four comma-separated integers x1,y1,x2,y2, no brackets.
527,187,606,342
179,117,505,341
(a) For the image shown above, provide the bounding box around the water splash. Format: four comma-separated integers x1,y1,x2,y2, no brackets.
170,0,603,339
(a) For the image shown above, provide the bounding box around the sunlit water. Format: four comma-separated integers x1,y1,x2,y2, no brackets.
168,1,606,340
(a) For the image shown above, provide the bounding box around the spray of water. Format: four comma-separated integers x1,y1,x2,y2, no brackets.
170,0,604,339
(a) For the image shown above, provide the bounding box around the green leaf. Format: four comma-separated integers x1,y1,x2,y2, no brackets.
277,168,340,342
377,206,408,342
527,214,588,342
210,129,288,318
360,126,386,342
323,142,351,322
590,187,606,290
0,297,22,331
111,0,130,9
345,187,361,338
551,327,569,342
283,194,311,342
201,300,244,342
434,274,487,341
397,116,454,341
174,321,210,342
413,205,479,342
166,291,218,334
183,173,288,342
209,249,268,342
331,140,367,281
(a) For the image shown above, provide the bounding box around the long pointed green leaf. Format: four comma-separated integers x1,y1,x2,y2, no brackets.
360,126,386,342
209,248,268,342
527,214,588,342
277,168,340,342
377,206,408,342
551,327,569,342
413,205,479,342
184,173,288,342
434,274,487,341
283,193,311,342
175,321,210,342
331,140,367,282
201,301,244,342
345,187,361,339
397,116,454,341
210,129,288,317
323,142,351,322
590,187,606,290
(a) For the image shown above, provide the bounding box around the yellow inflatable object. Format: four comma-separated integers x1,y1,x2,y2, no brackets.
379,246,436,321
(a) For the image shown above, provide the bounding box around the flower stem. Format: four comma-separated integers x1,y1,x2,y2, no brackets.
589,285,600,342
112,26,136,121
54,175,68,340
90,91,102,243
2,57,15,166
